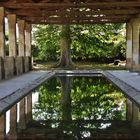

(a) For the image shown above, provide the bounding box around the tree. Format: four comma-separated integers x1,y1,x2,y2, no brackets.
32,24,125,63
56,25,73,68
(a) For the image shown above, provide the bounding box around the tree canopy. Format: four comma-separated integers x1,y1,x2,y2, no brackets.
32,24,126,62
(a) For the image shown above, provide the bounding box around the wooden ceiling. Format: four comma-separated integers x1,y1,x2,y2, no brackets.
1,0,140,24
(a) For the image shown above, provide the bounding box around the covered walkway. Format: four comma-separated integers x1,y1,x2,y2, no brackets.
1,1,140,139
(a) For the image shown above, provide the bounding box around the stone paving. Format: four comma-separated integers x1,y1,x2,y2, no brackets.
103,70,140,107
1,69,140,114
0,71,55,114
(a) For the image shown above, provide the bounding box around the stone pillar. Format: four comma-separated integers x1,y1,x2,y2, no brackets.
126,98,132,121
0,7,5,80
25,23,32,57
18,98,26,131
132,103,140,128
131,18,140,71
18,20,25,56
0,7,5,57
126,23,132,69
26,94,32,123
25,23,32,71
7,14,17,57
9,105,17,139
0,115,5,140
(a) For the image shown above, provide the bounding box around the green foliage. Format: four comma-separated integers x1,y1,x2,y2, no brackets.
71,24,126,60
32,25,61,61
32,24,126,61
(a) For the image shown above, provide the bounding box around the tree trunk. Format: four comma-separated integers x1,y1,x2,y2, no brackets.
56,25,73,68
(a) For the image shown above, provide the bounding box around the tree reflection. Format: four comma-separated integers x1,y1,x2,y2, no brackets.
60,76,72,121
32,76,126,131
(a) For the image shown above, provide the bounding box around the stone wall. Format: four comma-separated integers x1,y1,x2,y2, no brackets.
0,56,32,80
15,57,24,75
3,57,15,79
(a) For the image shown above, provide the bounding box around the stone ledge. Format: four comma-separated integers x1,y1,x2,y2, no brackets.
103,71,140,107
0,71,55,115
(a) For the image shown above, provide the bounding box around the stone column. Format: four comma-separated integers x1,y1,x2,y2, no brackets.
126,98,132,121
131,18,140,71
0,7,5,80
18,98,26,131
126,23,132,69
132,103,140,128
25,23,32,71
7,14,17,57
0,115,5,140
0,7,5,57
9,105,17,139
25,23,32,57
18,20,25,56
26,94,32,123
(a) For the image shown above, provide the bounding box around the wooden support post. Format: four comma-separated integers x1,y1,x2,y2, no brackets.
126,22,132,69
131,18,140,71
126,98,132,121
7,14,17,57
18,98,26,131
26,94,32,123
18,20,25,56
0,7,5,57
9,105,17,139
0,115,5,140
25,23,32,57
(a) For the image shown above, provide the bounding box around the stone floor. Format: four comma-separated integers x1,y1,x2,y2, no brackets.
0,71,55,114
103,70,140,107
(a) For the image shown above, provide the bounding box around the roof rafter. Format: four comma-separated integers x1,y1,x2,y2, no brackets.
7,8,140,17
1,0,140,24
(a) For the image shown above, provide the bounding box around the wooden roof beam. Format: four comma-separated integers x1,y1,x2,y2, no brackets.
24,16,129,24
23,15,131,21
1,2,140,9
29,19,128,24
7,9,140,17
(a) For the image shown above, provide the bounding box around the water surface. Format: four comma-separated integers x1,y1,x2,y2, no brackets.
4,75,140,139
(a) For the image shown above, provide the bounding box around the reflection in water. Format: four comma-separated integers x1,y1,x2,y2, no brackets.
33,76,126,122
1,76,140,139
60,76,72,121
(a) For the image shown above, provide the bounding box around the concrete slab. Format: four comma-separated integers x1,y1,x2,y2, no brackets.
0,71,55,114
103,70,140,107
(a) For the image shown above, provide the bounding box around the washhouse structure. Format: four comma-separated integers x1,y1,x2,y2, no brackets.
0,0,140,140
